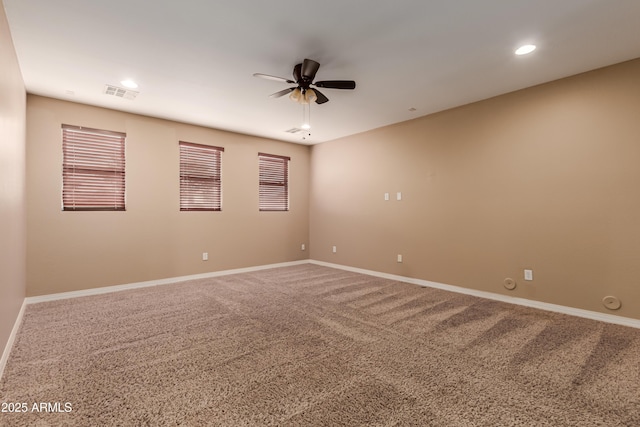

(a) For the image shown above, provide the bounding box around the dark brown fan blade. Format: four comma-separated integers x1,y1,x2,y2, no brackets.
253,73,295,84
314,80,356,89
301,59,320,80
269,87,296,98
313,88,329,104
293,64,302,83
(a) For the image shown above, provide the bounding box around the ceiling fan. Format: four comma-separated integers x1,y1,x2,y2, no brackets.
253,58,356,105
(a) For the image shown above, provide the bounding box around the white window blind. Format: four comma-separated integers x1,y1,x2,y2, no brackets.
259,153,290,211
62,124,126,211
180,141,224,211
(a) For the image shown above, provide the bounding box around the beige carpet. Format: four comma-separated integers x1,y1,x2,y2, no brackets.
1,264,639,426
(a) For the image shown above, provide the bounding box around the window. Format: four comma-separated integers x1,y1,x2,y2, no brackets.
259,153,290,211
179,141,224,211
62,124,126,211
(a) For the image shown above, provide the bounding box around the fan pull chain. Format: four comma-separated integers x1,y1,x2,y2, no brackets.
301,103,311,140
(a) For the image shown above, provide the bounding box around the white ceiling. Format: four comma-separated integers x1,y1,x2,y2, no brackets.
4,0,640,145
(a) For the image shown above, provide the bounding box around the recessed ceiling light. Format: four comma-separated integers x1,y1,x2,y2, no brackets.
515,44,536,55
120,79,138,89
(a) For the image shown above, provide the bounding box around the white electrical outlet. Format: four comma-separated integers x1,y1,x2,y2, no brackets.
384,192,390,201
397,254,403,263
524,269,533,281
202,252,208,261
301,243,305,251
396,192,402,201
332,246,337,253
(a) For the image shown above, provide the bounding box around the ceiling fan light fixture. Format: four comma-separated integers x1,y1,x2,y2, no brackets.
298,89,311,105
305,89,317,104
289,88,302,102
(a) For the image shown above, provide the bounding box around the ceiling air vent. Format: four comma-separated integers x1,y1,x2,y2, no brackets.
284,127,304,134
104,84,139,100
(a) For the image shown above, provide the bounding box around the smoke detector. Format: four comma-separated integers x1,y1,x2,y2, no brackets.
104,84,139,100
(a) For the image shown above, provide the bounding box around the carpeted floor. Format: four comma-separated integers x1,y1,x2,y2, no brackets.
1,264,639,426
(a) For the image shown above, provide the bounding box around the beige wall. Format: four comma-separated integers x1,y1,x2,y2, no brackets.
20,53,640,320
310,58,640,320
26,96,310,296
0,1,27,356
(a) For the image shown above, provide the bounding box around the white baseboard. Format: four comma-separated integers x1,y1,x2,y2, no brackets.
26,260,309,304
0,299,27,381
309,260,640,329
